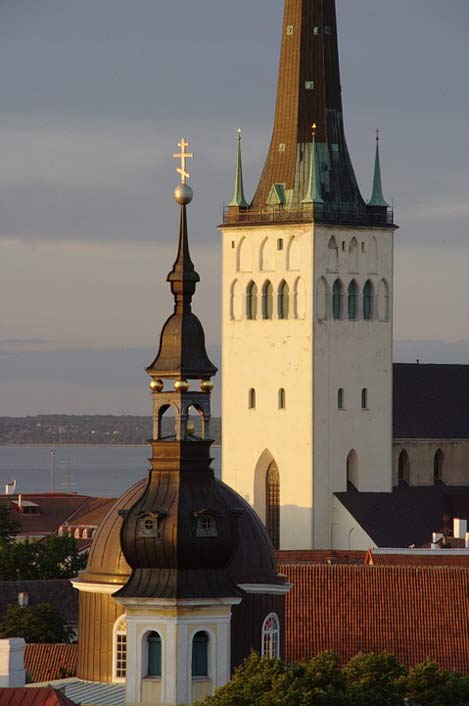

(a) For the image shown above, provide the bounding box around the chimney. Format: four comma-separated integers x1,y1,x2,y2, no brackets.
465,532,469,549
453,518,467,540
17,592,29,607
17,494,22,510
0,639,26,687
431,532,443,549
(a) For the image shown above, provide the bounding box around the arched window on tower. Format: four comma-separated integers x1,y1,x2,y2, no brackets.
434,449,444,483
147,631,162,678
261,613,280,658
278,280,290,319
398,449,410,484
265,461,280,549
338,388,344,409
248,388,256,410
348,280,358,320
363,280,374,320
246,281,258,320
278,388,286,410
332,280,343,320
347,450,359,489
113,617,127,682
361,388,368,409
262,281,274,319
192,631,209,677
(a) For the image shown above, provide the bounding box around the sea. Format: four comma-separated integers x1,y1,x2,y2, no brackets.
0,445,222,498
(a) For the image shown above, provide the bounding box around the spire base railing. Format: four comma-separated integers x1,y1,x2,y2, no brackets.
223,203,394,229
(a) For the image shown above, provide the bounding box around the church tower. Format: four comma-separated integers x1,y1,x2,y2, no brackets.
220,0,396,550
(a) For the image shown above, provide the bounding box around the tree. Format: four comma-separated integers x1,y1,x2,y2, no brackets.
0,534,88,581
0,603,73,643
0,502,20,543
343,652,405,706
405,659,469,706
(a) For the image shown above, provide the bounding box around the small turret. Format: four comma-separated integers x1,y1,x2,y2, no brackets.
368,129,389,208
229,129,249,209
302,123,324,205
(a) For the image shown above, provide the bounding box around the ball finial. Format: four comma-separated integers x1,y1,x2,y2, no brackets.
174,183,193,205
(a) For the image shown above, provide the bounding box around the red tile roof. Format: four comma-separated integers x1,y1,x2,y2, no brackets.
278,550,365,565
24,643,78,684
365,548,469,567
280,563,469,673
0,688,76,706
3,494,115,539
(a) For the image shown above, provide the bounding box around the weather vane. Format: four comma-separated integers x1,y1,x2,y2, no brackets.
173,138,194,184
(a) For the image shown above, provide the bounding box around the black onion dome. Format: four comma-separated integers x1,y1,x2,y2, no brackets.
114,442,241,600
79,477,285,590
146,311,216,380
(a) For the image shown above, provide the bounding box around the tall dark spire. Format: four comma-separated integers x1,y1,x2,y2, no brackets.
147,161,216,381
223,0,393,228
116,140,240,601
252,0,362,210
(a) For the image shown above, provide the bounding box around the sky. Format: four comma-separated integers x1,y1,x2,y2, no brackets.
0,0,468,416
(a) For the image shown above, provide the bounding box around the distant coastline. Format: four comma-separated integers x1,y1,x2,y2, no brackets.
0,415,222,446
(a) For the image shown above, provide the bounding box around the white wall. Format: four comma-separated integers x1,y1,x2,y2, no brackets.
221,224,314,549
220,221,395,550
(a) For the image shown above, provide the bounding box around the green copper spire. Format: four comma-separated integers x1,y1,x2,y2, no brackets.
368,129,388,207
229,129,249,208
302,124,324,205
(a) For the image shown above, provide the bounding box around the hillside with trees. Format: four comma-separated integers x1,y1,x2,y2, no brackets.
0,415,222,446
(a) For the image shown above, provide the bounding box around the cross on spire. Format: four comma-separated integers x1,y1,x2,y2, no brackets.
173,138,194,184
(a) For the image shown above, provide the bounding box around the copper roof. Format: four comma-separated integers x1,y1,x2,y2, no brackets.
24,644,78,684
281,563,469,672
80,478,283,590
0,689,76,706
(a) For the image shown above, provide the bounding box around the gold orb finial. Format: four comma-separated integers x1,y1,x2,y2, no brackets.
186,421,195,436
200,379,214,393
149,379,164,392
174,379,190,392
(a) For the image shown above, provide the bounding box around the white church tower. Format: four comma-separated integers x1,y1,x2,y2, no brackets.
220,0,396,550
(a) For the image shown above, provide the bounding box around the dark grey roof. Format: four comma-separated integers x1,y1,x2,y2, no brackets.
0,579,78,625
393,363,469,439
335,483,469,548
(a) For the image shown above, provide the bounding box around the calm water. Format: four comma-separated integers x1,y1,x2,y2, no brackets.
0,445,222,498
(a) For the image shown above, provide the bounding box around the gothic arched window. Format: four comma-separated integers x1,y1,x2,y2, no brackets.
347,449,359,489
246,281,258,320
332,280,343,320
113,617,127,682
261,613,280,658
361,388,368,409
262,281,274,320
363,280,374,321
192,631,209,677
434,449,444,483
248,388,256,410
398,449,410,484
338,388,344,410
266,461,280,549
278,280,290,319
348,280,358,320
147,631,162,678
278,388,286,410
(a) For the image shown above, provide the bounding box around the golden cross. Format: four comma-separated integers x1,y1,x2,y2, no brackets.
173,138,194,184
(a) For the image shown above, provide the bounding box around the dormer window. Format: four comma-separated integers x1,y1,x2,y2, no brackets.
194,510,221,538
137,512,163,538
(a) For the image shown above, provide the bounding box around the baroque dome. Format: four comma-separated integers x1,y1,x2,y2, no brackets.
79,476,284,589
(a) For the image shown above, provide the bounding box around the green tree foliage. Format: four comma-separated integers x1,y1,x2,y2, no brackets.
0,502,21,543
406,659,469,706
0,603,73,643
193,652,469,706
343,652,405,706
0,534,88,580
